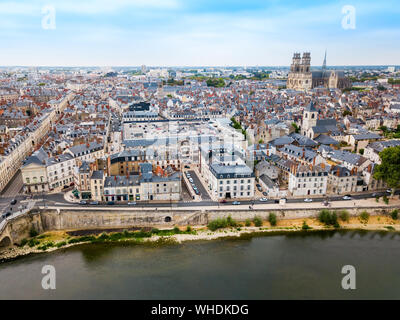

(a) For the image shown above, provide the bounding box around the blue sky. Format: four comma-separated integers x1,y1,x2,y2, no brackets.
0,0,399,66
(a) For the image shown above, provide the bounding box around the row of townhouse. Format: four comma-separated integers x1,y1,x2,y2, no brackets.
21,150,76,193
0,93,74,193
75,162,181,202
21,141,104,194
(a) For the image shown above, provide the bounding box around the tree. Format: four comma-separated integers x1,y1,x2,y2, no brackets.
373,146,400,193
268,213,277,226
291,123,300,133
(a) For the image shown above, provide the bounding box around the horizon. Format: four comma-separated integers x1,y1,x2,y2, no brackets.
1,64,398,69
0,0,399,66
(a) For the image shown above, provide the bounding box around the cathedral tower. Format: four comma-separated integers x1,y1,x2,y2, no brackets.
287,52,312,91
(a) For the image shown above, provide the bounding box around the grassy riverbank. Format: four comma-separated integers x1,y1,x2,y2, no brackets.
2,212,400,262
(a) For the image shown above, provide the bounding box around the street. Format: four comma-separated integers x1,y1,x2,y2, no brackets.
32,190,400,209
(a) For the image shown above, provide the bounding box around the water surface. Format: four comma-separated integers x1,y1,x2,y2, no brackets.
1,230,400,299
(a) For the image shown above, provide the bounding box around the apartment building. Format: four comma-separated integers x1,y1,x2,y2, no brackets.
288,163,328,197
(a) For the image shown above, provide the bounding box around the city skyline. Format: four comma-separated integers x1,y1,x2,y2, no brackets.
0,0,399,67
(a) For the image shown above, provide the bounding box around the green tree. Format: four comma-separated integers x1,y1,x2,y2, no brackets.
339,210,350,222
253,216,263,227
268,213,277,226
374,146,400,194
291,123,300,133
359,211,370,224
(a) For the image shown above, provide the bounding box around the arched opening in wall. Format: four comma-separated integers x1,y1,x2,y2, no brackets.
164,216,172,223
0,236,12,251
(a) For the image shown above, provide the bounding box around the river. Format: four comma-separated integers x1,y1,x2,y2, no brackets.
1,230,400,299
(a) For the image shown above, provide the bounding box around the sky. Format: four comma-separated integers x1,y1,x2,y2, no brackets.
0,0,399,66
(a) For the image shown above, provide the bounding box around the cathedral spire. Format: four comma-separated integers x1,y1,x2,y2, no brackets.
322,49,327,74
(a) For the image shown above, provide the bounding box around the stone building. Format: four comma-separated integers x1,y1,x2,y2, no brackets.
287,52,351,91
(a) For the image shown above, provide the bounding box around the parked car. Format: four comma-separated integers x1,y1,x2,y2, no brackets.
343,195,352,200
262,192,268,196
79,200,88,205
128,202,137,206
386,189,393,194
372,193,377,197
220,199,227,203
194,190,200,195
2,212,11,219
188,178,194,183
10,199,17,205
232,201,241,205
259,198,268,202
184,165,190,169
89,201,99,205
107,201,115,205
304,198,313,202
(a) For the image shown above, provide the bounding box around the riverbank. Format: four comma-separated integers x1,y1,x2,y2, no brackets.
2,213,400,262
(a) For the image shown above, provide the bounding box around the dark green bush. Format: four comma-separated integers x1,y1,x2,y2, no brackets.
302,221,311,230
359,211,370,223
28,238,40,247
253,216,263,227
268,213,277,226
391,209,398,220
318,210,339,227
207,216,237,231
29,228,38,238
383,195,389,205
173,226,181,234
339,210,350,222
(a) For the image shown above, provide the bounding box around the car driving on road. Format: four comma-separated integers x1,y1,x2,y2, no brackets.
343,195,352,200
304,198,313,202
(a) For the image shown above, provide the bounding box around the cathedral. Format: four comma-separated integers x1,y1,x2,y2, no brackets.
287,52,351,91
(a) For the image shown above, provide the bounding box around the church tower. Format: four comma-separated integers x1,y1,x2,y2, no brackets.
302,102,318,135
287,52,312,91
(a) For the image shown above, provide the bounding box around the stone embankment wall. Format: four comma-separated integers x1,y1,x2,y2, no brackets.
207,206,393,221
0,205,397,249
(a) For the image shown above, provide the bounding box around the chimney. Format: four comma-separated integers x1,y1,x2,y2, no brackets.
337,168,340,177
313,157,316,166
321,163,325,170
368,164,372,173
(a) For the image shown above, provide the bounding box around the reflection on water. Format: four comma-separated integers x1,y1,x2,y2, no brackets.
1,230,400,300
